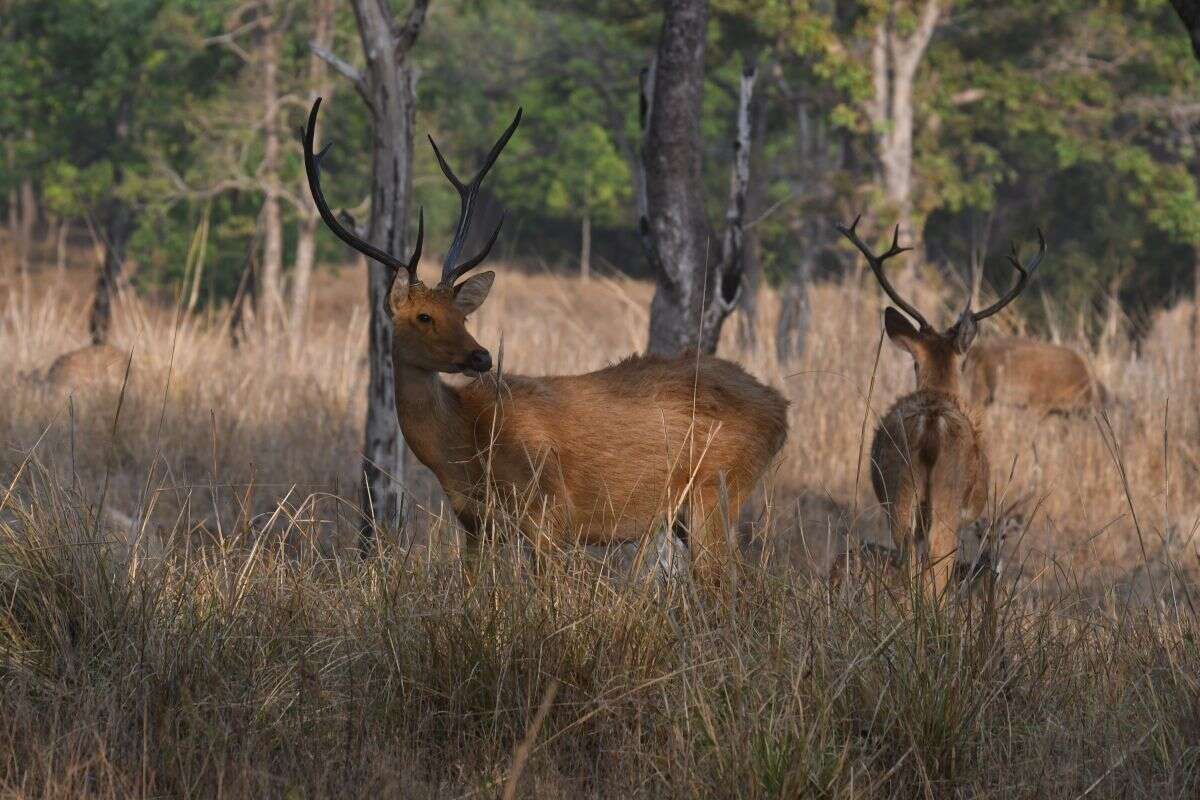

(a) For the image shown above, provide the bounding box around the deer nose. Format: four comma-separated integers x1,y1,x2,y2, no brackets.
467,349,492,373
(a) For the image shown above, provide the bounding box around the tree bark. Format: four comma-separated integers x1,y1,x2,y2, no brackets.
289,0,336,339
342,0,429,547
865,0,941,244
257,8,285,332
643,0,754,356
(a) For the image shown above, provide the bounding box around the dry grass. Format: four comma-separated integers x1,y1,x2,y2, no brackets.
1,259,1199,797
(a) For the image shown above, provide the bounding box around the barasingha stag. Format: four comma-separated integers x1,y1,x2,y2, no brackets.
837,217,1045,598
303,99,788,584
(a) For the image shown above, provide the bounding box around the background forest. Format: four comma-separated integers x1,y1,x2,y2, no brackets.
3,0,1199,344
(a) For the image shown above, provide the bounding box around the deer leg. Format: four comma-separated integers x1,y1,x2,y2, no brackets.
688,484,739,590
885,485,918,592
925,490,960,602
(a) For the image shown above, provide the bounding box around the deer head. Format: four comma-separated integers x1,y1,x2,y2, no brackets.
836,216,1045,394
302,98,521,375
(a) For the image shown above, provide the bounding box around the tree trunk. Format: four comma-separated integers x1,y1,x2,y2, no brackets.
18,176,36,273
643,0,712,355
289,0,336,339
258,14,284,332
347,0,429,547
579,211,591,279
56,216,70,272
736,85,768,350
865,1,941,245
90,99,133,345
643,1,754,356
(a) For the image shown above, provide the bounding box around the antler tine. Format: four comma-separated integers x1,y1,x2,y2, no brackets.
430,108,522,286
835,216,929,329
303,98,419,284
972,227,1045,322
385,207,425,300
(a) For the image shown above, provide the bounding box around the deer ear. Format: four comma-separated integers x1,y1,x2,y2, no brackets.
951,311,978,355
453,271,495,315
883,307,920,355
387,273,410,317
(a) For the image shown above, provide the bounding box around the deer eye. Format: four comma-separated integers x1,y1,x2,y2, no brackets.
416,313,433,324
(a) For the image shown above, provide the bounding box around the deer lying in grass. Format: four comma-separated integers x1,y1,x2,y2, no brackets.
962,336,1107,414
303,99,788,584
44,344,131,392
837,217,1044,598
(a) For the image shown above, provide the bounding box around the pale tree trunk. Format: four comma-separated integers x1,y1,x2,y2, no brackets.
289,0,336,338
643,0,755,356
579,211,591,279
865,0,941,245
319,0,429,547
258,11,285,332
736,85,768,350
90,99,133,345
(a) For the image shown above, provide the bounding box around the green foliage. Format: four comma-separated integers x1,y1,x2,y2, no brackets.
1,0,1198,318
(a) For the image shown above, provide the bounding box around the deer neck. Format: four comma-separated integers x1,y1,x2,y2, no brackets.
391,361,477,487
916,360,962,397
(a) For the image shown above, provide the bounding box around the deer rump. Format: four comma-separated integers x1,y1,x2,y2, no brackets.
869,391,988,557
962,337,1107,413
445,352,788,546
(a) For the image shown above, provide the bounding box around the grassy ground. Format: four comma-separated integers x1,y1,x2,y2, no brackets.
1,259,1199,797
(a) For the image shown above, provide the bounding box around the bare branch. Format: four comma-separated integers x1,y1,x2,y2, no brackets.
394,0,431,56
311,43,370,108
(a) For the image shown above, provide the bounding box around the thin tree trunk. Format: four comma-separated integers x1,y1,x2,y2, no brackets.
290,0,336,339
736,85,768,350
18,177,35,274
90,100,133,345
579,211,591,279
342,0,429,547
258,13,285,332
56,217,70,272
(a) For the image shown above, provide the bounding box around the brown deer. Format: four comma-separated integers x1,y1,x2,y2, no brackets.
837,217,1044,597
303,99,788,584
962,337,1107,414
44,344,132,392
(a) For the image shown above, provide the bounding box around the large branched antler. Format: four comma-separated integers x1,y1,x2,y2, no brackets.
835,215,929,330
428,108,522,287
302,98,423,289
971,228,1045,322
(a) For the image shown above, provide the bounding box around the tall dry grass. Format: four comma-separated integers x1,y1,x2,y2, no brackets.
1,260,1199,797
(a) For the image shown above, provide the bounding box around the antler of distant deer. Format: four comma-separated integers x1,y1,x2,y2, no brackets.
971,228,1046,321
836,215,1046,324
428,108,522,287
301,96,521,291
834,215,926,329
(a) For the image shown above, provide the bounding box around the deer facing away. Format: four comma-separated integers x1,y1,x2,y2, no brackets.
837,218,1045,597
303,99,788,584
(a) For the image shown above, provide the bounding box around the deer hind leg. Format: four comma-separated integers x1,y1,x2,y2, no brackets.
687,481,740,589
924,484,962,601
883,482,919,590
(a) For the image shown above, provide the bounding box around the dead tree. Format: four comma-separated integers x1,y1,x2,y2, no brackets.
642,0,756,356
314,0,429,547
864,0,942,244
89,98,133,345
